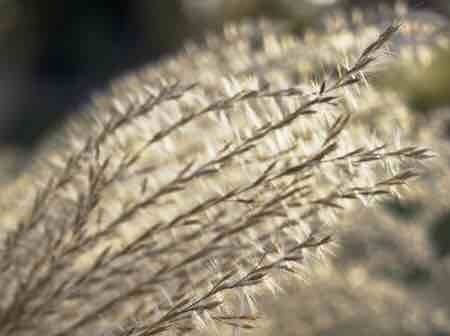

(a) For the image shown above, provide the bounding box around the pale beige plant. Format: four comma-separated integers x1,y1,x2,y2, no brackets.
0,11,437,336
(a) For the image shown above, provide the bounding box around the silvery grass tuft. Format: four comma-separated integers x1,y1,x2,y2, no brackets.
249,10,450,334
0,15,435,336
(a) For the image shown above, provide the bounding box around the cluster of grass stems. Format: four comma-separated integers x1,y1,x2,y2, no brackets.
0,20,435,336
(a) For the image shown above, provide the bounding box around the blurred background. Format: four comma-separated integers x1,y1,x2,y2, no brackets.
0,0,449,153
1,1,450,334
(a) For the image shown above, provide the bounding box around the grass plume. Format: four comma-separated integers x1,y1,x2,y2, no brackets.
0,15,436,336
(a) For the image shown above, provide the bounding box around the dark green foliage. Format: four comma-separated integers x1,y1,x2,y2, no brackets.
429,209,450,258
384,199,424,220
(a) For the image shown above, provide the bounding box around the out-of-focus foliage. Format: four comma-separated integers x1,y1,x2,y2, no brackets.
0,1,192,154
383,49,450,112
430,209,450,258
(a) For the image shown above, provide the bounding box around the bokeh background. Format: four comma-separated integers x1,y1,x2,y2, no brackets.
0,0,448,151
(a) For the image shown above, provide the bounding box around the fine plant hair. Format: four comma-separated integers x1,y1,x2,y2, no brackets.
0,17,435,336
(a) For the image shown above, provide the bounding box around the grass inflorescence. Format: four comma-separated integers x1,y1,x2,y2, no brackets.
0,16,436,336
